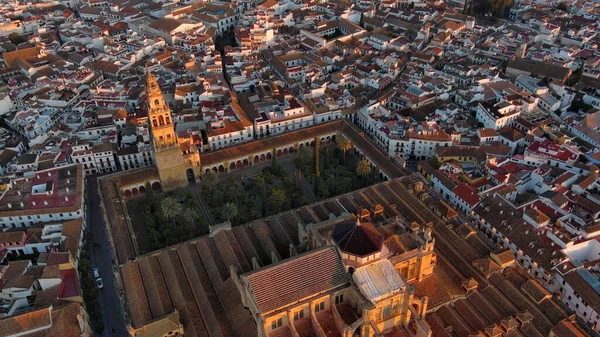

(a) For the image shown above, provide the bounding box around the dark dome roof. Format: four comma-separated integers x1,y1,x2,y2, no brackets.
332,219,384,257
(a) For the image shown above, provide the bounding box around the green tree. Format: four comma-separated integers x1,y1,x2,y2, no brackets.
212,188,225,205
204,170,219,189
8,32,25,45
227,184,245,206
271,147,277,169
221,202,238,221
557,2,568,11
159,197,182,224
181,207,202,225
488,0,511,17
323,149,331,170
356,159,371,177
170,187,188,202
254,176,265,192
314,138,320,177
269,188,287,213
462,0,469,14
297,145,312,169
145,181,154,206
337,137,352,164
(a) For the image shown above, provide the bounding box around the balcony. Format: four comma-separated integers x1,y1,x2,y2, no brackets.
270,326,293,337
315,310,342,337
336,303,360,326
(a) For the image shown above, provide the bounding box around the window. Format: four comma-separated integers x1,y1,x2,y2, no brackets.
383,305,391,318
293,310,304,321
335,294,344,304
271,317,283,330
314,301,325,312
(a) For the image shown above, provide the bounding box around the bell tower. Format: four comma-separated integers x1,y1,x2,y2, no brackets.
147,71,189,189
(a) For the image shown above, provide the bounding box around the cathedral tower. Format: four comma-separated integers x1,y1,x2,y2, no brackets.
147,71,189,189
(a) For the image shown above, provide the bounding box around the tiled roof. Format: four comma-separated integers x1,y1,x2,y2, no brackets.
332,219,383,257
245,246,349,314
0,306,52,336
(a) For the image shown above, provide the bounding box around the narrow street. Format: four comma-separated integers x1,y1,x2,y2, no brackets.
86,175,127,337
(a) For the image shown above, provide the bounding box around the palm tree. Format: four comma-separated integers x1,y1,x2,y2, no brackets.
159,197,182,225
356,159,371,177
181,207,202,225
221,202,238,222
337,137,352,164
227,184,245,205
204,170,219,189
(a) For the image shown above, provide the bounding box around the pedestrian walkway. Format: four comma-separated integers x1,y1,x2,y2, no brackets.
193,191,217,227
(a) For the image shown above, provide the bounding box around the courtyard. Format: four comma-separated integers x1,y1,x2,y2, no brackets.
126,138,384,253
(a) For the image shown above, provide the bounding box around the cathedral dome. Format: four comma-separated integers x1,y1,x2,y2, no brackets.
332,218,384,257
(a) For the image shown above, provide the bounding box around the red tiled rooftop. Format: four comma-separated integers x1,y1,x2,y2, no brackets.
0,164,81,214
246,246,349,314
58,268,80,298
452,183,481,206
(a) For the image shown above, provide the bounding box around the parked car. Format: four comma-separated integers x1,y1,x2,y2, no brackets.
92,268,100,279
96,278,104,289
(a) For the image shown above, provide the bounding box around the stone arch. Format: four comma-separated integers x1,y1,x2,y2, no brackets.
212,167,218,173
139,185,146,194
205,168,211,174
326,136,331,143
310,140,315,147
230,162,236,170
282,148,288,156
131,187,139,197
124,189,132,198
277,149,283,157
331,134,336,142
151,181,161,191
266,152,272,160
260,154,266,162
218,165,225,173
236,160,243,168
243,158,249,167
158,115,165,125
254,155,259,164
186,168,196,184
289,146,294,154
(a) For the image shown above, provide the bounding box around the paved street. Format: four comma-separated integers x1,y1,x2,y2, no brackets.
86,176,127,337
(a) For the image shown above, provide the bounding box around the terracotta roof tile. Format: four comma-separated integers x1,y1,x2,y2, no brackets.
245,246,349,314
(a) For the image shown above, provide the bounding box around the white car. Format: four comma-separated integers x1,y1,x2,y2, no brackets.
92,268,100,279
96,278,104,289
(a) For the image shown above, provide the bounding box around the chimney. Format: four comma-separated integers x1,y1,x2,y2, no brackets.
48,172,51,177
65,196,69,201
7,203,11,208
19,202,23,207
67,170,71,176
66,187,69,192
17,190,21,195
32,201,36,206
44,201,48,206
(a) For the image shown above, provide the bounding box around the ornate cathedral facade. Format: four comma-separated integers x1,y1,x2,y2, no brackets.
147,71,201,189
